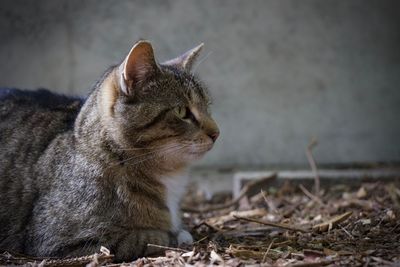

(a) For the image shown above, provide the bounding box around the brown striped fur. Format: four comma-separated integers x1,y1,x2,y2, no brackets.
0,41,219,262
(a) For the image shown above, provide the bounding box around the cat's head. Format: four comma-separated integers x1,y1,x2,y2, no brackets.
99,40,219,170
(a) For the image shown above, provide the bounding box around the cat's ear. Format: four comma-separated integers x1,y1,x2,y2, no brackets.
119,40,160,95
162,43,204,72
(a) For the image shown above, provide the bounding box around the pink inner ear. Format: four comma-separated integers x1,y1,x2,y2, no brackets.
162,43,204,71
123,41,158,84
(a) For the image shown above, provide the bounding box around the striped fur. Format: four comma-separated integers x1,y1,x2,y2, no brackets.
0,41,219,262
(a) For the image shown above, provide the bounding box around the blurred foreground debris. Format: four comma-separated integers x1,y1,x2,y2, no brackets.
1,176,400,266
0,246,113,266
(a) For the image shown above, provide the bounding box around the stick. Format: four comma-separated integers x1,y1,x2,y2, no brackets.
193,235,208,244
306,138,320,196
233,215,309,233
193,221,225,233
0,250,114,266
261,189,277,212
339,224,354,239
146,244,189,253
182,173,277,213
288,260,334,267
299,184,324,205
262,239,275,263
312,211,352,233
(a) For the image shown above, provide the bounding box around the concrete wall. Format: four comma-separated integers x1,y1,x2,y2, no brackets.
0,0,399,168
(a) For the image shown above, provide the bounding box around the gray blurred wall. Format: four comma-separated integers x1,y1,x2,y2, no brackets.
0,0,399,169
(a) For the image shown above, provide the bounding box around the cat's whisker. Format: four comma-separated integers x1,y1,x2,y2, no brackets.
116,147,153,151
123,147,181,167
121,140,208,151
180,141,211,147
117,143,172,151
189,51,213,84
106,143,185,170
135,134,145,144
192,51,213,74
118,145,180,161
125,144,188,167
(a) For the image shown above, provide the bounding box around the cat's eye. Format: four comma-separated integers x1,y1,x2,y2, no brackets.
174,106,188,119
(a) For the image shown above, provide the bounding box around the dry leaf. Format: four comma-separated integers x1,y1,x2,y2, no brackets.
210,250,224,264
323,248,338,256
312,211,352,233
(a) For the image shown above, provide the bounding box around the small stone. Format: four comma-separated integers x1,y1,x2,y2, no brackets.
360,219,371,225
386,209,396,220
356,187,367,199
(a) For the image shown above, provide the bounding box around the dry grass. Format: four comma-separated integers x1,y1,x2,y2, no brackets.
2,176,400,266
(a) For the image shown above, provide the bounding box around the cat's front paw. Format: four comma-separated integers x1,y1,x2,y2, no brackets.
177,229,193,245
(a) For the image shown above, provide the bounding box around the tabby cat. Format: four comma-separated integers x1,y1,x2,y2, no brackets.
0,40,219,262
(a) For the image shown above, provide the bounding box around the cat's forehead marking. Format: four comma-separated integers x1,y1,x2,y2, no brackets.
186,80,209,105
189,88,201,103
161,65,209,107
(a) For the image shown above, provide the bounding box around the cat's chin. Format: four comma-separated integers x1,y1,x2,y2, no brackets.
187,150,207,159
184,146,213,160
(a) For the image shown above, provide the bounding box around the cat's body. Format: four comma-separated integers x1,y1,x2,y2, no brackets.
0,41,219,262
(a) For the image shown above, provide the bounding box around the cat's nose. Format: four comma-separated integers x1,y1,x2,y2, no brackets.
208,131,219,142
202,116,219,143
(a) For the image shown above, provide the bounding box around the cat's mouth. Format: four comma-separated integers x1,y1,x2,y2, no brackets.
184,142,214,158
188,150,208,155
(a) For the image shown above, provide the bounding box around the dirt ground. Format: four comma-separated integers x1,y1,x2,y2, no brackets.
2,175,400,266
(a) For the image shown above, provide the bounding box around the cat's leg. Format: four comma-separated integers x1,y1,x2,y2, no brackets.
37,238,104,260
171,208,193,245
162,177,193,245
41,230,174,262
169,210,193,245
113,229,175,262
169,216,193,245
177,229,193,245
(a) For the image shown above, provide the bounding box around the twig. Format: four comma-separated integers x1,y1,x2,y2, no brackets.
182,173,277,213
288,260,334,267
146,244,189,253
233,215,309,233
0,250,113,266
389,222,400,233
193,235,208,244
193,221,225,233
312,211,353,233
262,239,275,263
261,189,277,212
339,224,354,239
299,184,324,205
306,138,320,196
